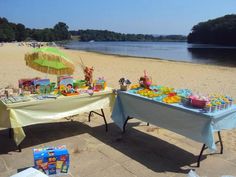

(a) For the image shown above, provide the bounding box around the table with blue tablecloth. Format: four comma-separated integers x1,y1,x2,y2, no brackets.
111,91,236,166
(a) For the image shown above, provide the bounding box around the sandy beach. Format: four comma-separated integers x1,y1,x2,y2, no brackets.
1,43,236,99
1,43,236,176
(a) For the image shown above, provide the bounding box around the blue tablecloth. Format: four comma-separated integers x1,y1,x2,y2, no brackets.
111,91,236,150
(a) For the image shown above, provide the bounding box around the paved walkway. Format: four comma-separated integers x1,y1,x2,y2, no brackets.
0,109,236,177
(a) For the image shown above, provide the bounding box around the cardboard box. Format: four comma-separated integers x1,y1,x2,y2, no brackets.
33,79,51,94
57,76,74,92
93,78,107,91
18,77,40,93
33,145,69,176
73,80,87,89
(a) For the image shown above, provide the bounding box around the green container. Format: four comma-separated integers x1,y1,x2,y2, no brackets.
73,80,86,88
50,82,56,91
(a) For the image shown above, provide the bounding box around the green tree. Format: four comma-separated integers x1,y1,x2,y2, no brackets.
41,28,55,41
74,29,186,42
15,23,27,41
53,22,70,41
188,14,236,45
0,17,15,41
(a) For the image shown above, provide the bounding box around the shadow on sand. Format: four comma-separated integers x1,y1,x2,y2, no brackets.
0,120,206,174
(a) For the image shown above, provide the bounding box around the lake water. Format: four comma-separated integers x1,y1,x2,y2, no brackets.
63,41,236,66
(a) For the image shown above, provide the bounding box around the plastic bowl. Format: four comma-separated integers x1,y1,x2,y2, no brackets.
190,99,208,108
181,97,190,106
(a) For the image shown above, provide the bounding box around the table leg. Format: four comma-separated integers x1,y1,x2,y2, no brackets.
88,112,93,122
217,131,223,154
8,128,13,139
9,128,22,152
197,131,223,167
197,144,206,167
18,145,22,152
215,131,223,154
88,109,108,132
123,116,133,133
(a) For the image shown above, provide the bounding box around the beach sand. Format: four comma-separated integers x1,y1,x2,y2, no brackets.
1,43,236,99
0,43,236,176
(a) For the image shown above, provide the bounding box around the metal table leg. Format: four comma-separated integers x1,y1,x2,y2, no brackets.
88,112,93,122
197,131,224,167
197,144,207,167
8,128,13,139
88,109,108,132
9,128,22,152
214,131,224,154
122,116,133,133
217,131,223,154
18,145,22,152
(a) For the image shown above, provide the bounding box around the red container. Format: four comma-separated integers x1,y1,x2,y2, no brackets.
190,99,208,108
168,92,177,97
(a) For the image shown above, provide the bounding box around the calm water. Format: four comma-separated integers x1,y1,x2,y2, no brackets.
63,41,236,66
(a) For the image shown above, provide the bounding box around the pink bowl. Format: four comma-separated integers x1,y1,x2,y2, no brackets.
190,99,208,108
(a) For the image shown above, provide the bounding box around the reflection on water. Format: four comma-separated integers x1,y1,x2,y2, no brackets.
63,41,236,66
187,47,236,66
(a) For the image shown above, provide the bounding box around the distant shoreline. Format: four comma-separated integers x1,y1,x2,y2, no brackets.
62,46,236,68
62,42,236,68
63,46,189,63
1,41,236,67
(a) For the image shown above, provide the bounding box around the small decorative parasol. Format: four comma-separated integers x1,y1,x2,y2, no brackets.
25,47,75,75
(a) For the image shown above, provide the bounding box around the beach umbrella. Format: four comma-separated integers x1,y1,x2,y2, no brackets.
25,47,75,75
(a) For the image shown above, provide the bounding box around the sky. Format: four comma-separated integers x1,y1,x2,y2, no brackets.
0,0,236,35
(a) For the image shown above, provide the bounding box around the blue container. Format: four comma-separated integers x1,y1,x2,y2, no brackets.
33,145,69,175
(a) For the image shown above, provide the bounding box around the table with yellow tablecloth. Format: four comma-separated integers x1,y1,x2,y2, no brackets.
0,88,115,148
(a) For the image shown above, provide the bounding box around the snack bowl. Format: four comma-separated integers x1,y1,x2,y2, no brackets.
181,96,190,106
190,98,208,108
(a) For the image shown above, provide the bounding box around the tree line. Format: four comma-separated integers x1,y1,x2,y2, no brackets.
70,29,187,42
0,17,70,42
2,15,236,45
0,17,186,42
188,14,236,46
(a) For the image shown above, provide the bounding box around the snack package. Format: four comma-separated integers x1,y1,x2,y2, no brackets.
73,80,87,90
93,77,107,91
19,77,40,93
33,79,51,94
33,145,70,176
57,76,74,92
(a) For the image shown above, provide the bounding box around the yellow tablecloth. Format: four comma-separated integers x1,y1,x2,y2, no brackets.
0,88,115,145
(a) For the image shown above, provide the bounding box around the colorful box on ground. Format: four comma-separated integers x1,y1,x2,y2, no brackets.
33,145,70,176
